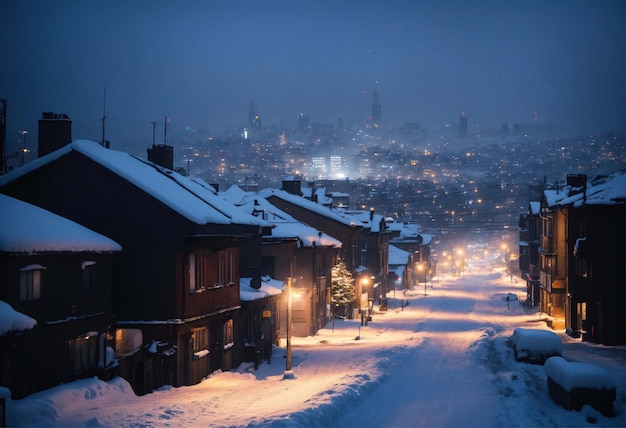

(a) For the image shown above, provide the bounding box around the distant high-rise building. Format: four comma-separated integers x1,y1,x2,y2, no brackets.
372,89,381,128
500,122,509,137
298,113,310,133
330,155,342,177
38,112,72,157
248,100,261,129
459,112,468,137
337,115,343,131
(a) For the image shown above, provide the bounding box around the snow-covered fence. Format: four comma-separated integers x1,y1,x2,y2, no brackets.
510,328,562,364
544,356,617,416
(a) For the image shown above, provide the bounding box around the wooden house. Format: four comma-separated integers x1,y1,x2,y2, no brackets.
539,171,625,344
0,140,269,394
222,185,342,337
0,194,121,398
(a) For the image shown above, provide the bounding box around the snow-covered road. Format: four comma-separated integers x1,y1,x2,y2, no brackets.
8,272,625,427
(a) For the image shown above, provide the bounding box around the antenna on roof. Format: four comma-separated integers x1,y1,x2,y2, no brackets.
151,120,159,148
163,116,170,145
101,87,107,147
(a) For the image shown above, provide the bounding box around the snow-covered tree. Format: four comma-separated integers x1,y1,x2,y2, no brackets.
331,261,355,316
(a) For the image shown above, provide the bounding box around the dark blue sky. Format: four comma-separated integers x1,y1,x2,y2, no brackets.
1,0,624,151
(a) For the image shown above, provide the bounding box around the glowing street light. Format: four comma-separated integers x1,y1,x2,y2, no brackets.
418,262,427,296
284,277,295,379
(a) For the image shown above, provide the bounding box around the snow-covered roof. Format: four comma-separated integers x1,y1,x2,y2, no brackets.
0,140,269,228
220,186,342,248
258,188,362,228
388,244,410,266
0,300,37,335
529,201,540,215
301,187,333,206
334,209,387,232
544,170,626,209
240,276,283,302
0,194,122,253
385,218,405,233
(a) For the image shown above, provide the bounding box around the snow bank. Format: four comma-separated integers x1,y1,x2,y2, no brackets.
511,328,562,363
545,356,616,391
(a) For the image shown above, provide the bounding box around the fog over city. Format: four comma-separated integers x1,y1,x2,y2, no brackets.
1,0,625,154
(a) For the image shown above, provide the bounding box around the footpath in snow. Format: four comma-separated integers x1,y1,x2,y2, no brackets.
7,272,626,427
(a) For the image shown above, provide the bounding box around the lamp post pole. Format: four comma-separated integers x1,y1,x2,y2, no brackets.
284,277,294,379
423,264,427,297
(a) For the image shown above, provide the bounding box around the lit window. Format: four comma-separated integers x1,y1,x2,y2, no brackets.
223,319,233,348
19,264,45,301
192,327,209,358
115,328,143,356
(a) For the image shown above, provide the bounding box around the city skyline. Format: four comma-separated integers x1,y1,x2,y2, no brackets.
1,0,625,153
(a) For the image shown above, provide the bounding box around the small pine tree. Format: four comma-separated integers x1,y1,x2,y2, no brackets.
331,261,355,316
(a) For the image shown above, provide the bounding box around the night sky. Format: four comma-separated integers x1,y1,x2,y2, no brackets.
1,0,624,152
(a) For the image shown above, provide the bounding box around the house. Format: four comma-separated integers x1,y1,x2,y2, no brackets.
0,194,121,398
539,171,625,344
519,201,541,306
221,185,342,337
335,208,391,307
388,244,412,293
0,140,270,394
388,221,433,285
258,183,362,276
239,276,283,365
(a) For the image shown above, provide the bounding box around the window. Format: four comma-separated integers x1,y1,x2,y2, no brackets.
188,252,209,291
192,327,209,358
82,261,97,291
223,319,233,349
576,258,592,279
67,332,99,375
19,264,45,301
187,248,236,291
217,248,235,286
115,328,143,356
543,216,553,237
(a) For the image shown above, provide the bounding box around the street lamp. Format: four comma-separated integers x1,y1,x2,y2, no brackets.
284,277,295,379
457,249,464,277
418,263,427,296
360,276,369,327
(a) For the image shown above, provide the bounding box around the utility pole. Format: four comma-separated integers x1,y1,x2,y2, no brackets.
164,116,168,145
101,87,106,147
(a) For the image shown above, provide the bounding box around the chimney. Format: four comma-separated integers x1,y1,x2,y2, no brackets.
282,179,302,196
370,207,375,221
38,112,72,157
147,144,174,170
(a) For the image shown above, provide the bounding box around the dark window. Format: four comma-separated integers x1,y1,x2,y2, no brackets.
82,261,97,291
19,264,45,301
